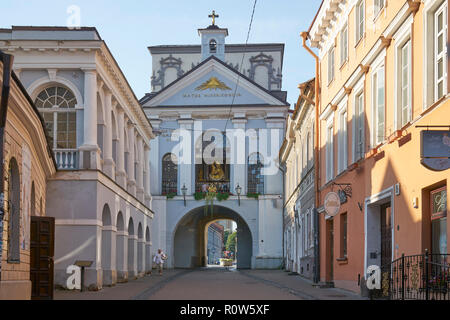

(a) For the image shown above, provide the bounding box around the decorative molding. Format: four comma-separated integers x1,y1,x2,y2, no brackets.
380,36,392,49
151,54,184,91
359,64,370,74
248,52,282,90
407,0,421,15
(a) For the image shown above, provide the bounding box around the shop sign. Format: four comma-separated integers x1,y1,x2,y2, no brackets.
324,192,340,217
420,131,450,171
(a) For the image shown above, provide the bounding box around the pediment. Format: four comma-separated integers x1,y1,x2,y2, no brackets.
142,56,287,108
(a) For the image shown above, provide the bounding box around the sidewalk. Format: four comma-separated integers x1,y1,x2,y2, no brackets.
54,269,186,300
241,270,366,300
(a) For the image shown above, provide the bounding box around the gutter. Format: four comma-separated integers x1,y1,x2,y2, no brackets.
300,32,321,284
0,51,14,280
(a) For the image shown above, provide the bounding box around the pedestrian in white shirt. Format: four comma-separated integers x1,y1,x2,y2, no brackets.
153,249,167,275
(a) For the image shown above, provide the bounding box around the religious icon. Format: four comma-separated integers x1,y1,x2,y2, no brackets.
209,161,225,181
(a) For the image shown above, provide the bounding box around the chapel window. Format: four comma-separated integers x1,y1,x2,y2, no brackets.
248,153,264,194
162,153,178,195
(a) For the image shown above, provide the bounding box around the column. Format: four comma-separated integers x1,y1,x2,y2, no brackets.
127,235,138,279
144,145,152,207
103,91,115,178
136,136,144,202
149,119,161,195
116,109,127,188
127,124,136,196
232,116,247,193
116,230,128,282
178,117,193,195
80,69,100,170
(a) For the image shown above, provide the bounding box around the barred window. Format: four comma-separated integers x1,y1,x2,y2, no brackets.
247,153,264,194
162,153,178,195
34,86,77,149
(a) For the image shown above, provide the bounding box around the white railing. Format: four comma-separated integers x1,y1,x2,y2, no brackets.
54,149,78,170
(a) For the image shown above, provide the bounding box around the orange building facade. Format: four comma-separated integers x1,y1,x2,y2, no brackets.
305,0,449,294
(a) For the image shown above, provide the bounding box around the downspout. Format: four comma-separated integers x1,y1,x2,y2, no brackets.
0,51,14,280
300,32,320,284
279,163,286,270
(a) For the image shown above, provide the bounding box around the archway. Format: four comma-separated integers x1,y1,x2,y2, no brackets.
115,212,127,282
127,217,137,279
101,204,114,286
173,205,252,269
137,223,144,276
145,227,151,273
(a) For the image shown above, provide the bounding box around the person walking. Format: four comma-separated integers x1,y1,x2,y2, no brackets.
153,249,167,275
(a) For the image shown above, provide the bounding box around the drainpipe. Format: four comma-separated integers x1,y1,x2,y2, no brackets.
300,32,320,284
0,51,14,280
279,161,286,270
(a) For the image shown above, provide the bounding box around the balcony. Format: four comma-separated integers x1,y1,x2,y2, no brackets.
54,149,78,170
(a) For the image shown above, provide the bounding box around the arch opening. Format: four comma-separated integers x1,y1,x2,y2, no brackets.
173,205,252,269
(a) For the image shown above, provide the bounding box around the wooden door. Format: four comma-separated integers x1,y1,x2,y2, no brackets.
327,219,334,281
380,204,392,267
30,217,55,300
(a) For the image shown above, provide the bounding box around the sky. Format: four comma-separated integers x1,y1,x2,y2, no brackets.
0,0,322,108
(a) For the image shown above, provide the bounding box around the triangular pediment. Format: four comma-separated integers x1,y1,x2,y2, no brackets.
142,56,288,107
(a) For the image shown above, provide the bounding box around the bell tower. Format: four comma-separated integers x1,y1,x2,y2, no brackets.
198,10,228,61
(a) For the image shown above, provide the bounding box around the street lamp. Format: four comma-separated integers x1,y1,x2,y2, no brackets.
181,183,187,207
235,184,242,206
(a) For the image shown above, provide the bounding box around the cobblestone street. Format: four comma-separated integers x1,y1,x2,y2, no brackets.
55,268,365,300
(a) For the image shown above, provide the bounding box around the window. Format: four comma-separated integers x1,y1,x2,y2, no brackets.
35,86,77,150
326,122,334,182
354,91,365,161
338,109,348,174
430,186,447,257
340,23,348,66
340,213,348,258
7,158,20,263
162,153,178,195
209,39,217,53
356,0,365,44
374,0,385,17
248,153,264,194
373,65,385,145
306,132,311,169
328,46,335,85
398,40,412,128
435,3,448,100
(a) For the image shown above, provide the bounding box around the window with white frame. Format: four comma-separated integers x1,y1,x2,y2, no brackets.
372,65,385,146
435,2,448,100
338,109,348,174
398,39,412,128
340,23,348,66
35,86,77,150
326,121,334,182
328,45,335,85
356,0,365,44
374,0,385,18
354,91,365,161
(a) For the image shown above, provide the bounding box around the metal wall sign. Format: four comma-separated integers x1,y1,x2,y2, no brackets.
324,192,340,217
420,130,450,171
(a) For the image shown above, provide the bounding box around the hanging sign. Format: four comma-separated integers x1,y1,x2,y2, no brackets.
324,192,340,217
420,131,450,171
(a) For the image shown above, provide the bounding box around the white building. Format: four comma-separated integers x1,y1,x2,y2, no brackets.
0,27,155,290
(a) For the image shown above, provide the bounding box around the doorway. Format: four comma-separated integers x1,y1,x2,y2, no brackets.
380,203,392,267
326,219,334,281
30,216,55,300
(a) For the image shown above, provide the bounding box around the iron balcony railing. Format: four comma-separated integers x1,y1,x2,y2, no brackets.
371,250,449,300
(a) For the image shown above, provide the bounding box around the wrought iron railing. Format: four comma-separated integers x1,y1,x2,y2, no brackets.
54,149,78,170
372,250,450,300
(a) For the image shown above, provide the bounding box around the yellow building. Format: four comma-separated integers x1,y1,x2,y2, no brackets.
0,51,56,299
304,0,449,295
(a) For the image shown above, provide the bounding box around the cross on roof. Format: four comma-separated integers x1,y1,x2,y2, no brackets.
208,10,219,26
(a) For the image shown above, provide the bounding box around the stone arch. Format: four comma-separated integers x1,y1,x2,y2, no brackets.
127,217,137,278
7,157,21,262
101,204,113,286
137,223,144,275
145,226,152,273
115,211,126,282
172,205,253,269
28,77,83,107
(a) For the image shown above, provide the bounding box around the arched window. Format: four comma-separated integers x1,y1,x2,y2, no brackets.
248,153,264,194
162,153,178,195
209,39,217,53
8,158,20,262
34,86,77,150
